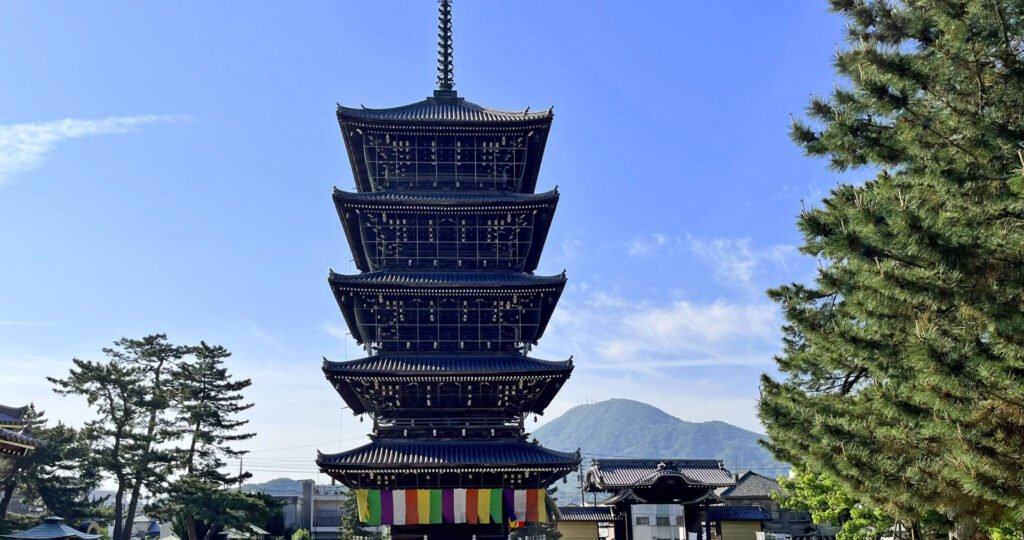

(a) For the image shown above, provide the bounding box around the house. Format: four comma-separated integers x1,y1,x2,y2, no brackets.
555,506,619,540
706,506,769,540
717,472,818,537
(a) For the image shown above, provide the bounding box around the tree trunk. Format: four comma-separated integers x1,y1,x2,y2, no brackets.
0,482,16,520
202,525,219,540
186,514,200,540
112,484,126,540
121,481,143,540
121,359,168,540
949,516,988,540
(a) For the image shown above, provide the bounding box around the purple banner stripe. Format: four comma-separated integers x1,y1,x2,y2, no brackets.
381,490,393,526
504,488,516,521
442,488,455,523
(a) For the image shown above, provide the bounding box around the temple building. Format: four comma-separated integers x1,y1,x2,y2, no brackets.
583,459,736,540
315,2,579,538
0,404,38,458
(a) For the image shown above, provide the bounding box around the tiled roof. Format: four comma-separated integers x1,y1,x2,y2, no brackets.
557,506,618,522
1,516,102,540
707,506,770,522
318,439,579,470
329,270,566,288
719,471,784,499
0,404,28,427
338,97,552,124
332,188,559,206
0,427,37,449
323,354,573,376
588,459,735,489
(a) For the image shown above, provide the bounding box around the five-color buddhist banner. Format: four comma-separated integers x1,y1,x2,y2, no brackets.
354,488,549,526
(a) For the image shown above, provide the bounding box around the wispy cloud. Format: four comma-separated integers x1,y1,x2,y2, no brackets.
322,321,349,340
538,290,780,377
249,322,294,359
627,233,668,256
686,235,795,289
0,115,187,185
623,232,797,290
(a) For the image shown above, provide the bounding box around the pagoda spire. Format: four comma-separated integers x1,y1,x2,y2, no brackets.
435,0,455,95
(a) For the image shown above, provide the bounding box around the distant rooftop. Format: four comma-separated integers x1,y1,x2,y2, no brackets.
719,470,784,499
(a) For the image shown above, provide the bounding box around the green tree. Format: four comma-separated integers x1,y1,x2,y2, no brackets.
776,468,895,540
0,407,100,524
338,489,375,540
50,335,187,540
759,1,1024,538
291,529,311,540
168,342,257,540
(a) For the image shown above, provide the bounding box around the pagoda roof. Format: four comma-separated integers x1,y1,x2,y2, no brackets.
0,404,29,427
332,187,559,207
317,438,579,472
0,427,37,457
585,459,735,491
1,517,101,540
323,354,573,378
337,96,552,126
328,270,566,289
323,354,573,415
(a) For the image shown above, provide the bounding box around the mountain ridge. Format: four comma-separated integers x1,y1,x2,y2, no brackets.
532,398,786,481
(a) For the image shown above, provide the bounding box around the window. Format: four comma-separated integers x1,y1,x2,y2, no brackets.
656,516,671,526
635,516,650,525
676,516,686,526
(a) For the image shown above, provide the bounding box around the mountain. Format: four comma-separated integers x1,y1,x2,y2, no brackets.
532,399,787,502
241,477,304,496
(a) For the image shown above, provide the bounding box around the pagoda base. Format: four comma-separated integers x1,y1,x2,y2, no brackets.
389,523,506,540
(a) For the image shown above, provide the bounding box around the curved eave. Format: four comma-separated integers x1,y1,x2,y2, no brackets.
316,439,580,472
584,470,735,492
336,97,553,125
323,354,573,378
0,428,36,456
328,270,567,290
322,355,573,414
332,187,559,206
332,189,559,273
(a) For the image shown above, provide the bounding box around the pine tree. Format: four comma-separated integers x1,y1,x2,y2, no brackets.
338,489,375,540
50,335,186,540
0,407,98,523
759,1,1024,537
165,341,259,540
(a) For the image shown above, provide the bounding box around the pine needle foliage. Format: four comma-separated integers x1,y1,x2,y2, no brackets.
759,0,1024,536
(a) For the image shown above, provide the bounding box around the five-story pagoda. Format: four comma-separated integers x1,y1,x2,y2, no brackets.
316,2,579,538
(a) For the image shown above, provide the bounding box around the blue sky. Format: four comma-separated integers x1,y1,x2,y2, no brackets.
1,2,850,481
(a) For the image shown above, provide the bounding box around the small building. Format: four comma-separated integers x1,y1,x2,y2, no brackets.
718,472,815,537
556,506,618,540
707,506,769,540
1,516,102,540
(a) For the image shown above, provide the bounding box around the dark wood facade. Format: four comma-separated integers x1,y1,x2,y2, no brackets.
315,3,578,538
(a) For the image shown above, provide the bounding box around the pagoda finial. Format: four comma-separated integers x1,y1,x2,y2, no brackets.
435,0,456,95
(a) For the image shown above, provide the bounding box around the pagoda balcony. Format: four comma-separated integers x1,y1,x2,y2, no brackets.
317,438,579,490
323,354,573,416
337,96,553,194
333,188,558,273
329,271,565,354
